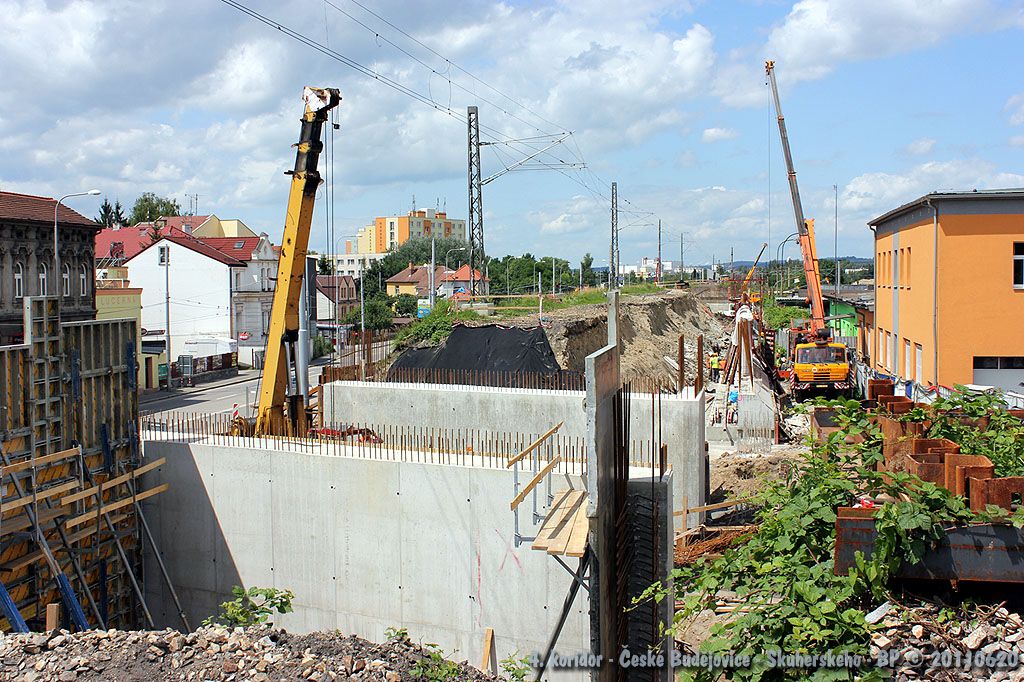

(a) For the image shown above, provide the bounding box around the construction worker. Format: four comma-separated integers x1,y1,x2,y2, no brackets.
708,351,720,383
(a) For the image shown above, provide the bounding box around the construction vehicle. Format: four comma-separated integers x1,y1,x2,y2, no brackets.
765,61,853,400
234,86,341,437
737,242,767,305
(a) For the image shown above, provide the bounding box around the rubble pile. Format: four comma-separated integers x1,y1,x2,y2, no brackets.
0,625,502,682
869,601,1024,681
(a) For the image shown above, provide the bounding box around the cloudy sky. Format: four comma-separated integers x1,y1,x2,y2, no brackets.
1,0,1022,267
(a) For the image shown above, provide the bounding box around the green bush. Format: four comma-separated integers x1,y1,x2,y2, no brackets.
312,334,333,359
203,586,294,627
395,293,419,316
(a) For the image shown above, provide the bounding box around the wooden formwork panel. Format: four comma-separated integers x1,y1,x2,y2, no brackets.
0,302,145,632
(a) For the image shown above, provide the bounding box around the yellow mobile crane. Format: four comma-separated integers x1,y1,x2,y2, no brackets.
246,86,341,436
765,61,852,400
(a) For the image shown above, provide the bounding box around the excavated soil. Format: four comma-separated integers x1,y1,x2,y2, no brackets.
492,290,728,385
709,446,806,499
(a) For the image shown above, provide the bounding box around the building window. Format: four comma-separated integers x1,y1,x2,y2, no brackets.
79,264,88,298
974,357,1024,370
906,247,911,288
973,357,999,369
1014,242,1023,289
915,344,923,384
38,263,48,295
62,264,70,297
904,339,912,381
13,263,23,299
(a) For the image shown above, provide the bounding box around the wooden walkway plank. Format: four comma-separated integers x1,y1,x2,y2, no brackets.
532,490,581,551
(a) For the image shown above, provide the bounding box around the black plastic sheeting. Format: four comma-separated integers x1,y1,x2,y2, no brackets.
387,324,583,389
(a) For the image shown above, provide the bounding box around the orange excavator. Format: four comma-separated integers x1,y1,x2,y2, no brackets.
766,61,853,400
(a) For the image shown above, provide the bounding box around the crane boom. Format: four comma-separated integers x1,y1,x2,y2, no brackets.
765,60,826,331
255,86,341,436
742,242,768,291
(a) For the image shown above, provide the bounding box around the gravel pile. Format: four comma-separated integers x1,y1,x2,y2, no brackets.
869,601,1024,681
0,625,503,682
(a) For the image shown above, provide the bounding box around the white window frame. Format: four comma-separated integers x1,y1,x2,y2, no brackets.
904,339,912,381
38,263,48,296
79,264,88,298
13,263,23,300
915,344,923,384
62,264,71,297
1014,242,1024,289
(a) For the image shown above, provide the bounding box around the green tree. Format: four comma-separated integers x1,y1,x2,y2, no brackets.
394,293,418,316
317,254,334,275
343,299,393,330
580,252,596,287
129,192,181,225
95,198,129,227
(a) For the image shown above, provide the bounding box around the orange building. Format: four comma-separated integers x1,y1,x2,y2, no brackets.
867,189,1024,393
354,209,467,256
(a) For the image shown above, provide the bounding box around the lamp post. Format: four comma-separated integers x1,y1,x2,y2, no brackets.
444,247,466,298
775,232,799,291
54,189,100,301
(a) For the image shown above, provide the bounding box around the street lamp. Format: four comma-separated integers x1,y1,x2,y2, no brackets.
55,189,100,300
775,232,799,290
444,247,466,299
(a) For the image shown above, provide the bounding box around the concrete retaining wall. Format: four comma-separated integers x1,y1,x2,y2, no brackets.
142,440,591,680
320,381,706,515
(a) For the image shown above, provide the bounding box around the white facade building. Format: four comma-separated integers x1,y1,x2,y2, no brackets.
333,252,384,278
128,235,242,361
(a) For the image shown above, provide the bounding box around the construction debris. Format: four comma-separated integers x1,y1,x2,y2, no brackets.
0,625,502,682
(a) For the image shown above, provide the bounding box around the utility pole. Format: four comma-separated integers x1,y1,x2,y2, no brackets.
467,106,484,295
552,257,556,295
161,244,171,389
657,219,662,284
429,237,436,309
834,183,840,297
610,181,618,290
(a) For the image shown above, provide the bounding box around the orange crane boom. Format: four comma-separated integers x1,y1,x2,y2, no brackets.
765,60,826,332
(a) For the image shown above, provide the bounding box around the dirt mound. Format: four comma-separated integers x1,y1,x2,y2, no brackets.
710,447,806,499
496,290,728,385
0,624,501,681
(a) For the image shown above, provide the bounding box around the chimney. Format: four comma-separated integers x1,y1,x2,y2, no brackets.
408,261,413,273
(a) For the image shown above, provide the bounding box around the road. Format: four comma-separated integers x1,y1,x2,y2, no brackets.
140,365,326,417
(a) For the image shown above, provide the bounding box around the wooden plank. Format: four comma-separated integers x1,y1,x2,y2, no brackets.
506,422,563,468
545,494,586,556
562,505,590,558
1,514,131,574
0,448,79,477
60,457,165,506
480,627,495,673
531,490,574,551
0,480,79,513
510,456,562,511
45,603,59,631
674,497,748,517
65,483,169,531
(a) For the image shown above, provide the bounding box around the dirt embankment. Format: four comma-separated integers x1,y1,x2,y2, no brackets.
497,290,729,385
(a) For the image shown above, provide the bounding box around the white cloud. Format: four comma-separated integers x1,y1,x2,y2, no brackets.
904,138,936,155
701,127,738,143
1007,94,1024,126
716,0,1017,107
1010,135,1024,147
841,158,1024,219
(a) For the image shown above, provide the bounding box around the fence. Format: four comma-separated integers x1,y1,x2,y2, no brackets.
139,411,666,472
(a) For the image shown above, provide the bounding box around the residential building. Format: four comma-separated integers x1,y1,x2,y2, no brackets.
349,209,467,256
437,264,489,299
385,263,447,298
97,219,280,366
333,252,385,278
205,235,279,366
315,274,358,322
866,189,1024,392
0,191,100,343
125,232,244,361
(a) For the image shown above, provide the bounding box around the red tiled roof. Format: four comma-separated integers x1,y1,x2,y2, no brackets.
0,191,98,228
385,264,446,297
130,232,245,267
200,237,262,261
439,264,488,283
95,225,155,260
315,274,357,303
